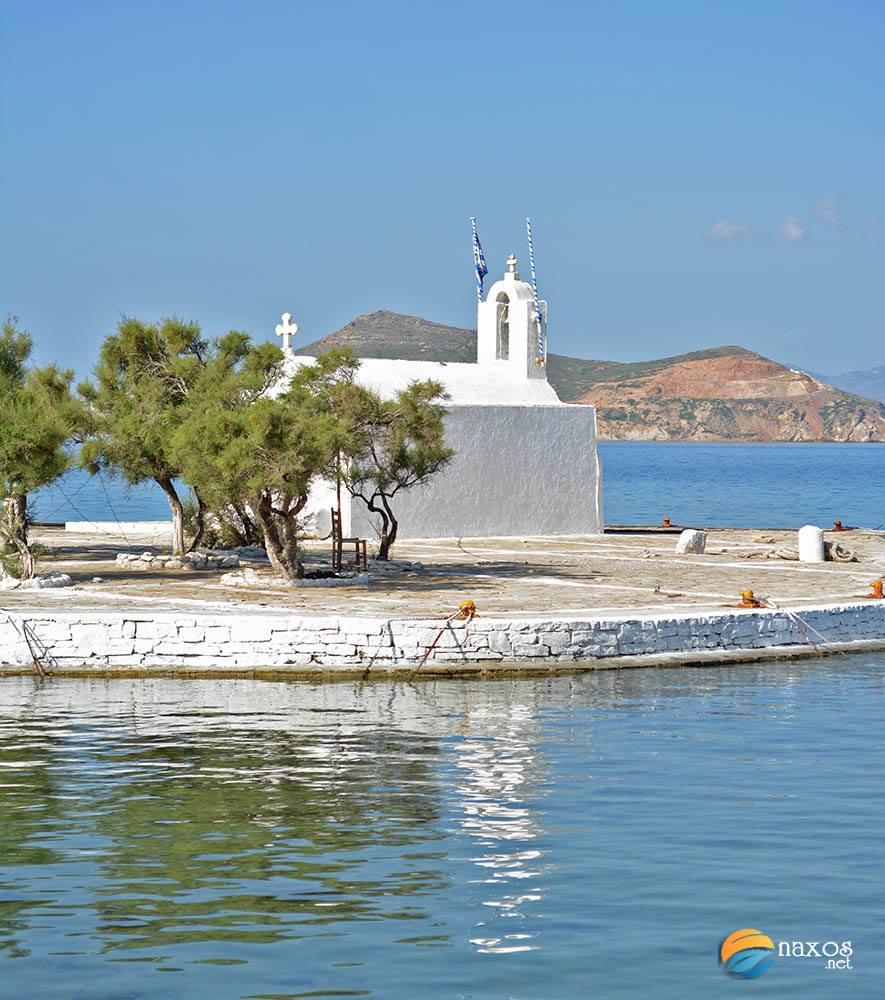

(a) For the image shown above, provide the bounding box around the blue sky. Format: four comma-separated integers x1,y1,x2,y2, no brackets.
2,1,883,375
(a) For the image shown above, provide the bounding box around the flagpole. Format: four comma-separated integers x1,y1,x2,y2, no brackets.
526,217,545,362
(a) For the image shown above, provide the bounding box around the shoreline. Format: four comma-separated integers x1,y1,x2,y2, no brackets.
2,641,884,682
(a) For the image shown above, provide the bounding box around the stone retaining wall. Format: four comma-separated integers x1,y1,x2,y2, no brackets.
1,602,884,673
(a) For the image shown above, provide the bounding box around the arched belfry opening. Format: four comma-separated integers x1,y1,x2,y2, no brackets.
476,253,547,379
495,293,510,360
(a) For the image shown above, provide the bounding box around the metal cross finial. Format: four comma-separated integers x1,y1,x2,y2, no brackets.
506,254,518,273
275,312,298,352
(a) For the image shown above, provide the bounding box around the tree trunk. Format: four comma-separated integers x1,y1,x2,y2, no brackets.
254,494,304,580
157,477,185,555
2,495,35,579
232,503,262,547
368,494,397,561
186,490,206,553
277,506,304,578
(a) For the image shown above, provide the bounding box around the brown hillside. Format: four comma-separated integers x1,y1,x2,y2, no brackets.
579,350,885,441
582,352,830,401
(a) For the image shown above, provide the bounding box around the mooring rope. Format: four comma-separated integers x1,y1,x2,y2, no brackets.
760,597,849,657
361,600,477,678
52,480,107,536
97,470,133,546
1,609,56,677
414,604,477,671
35,472,91,523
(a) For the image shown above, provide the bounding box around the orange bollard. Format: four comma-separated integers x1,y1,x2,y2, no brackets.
740,589,763,608
868,580,884,600
662,516,671,527
833,520,844,532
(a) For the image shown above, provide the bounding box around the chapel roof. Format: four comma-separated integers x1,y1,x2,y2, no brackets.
288,355,562,405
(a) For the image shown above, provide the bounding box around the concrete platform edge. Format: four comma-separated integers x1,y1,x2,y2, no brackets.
1,601,884,678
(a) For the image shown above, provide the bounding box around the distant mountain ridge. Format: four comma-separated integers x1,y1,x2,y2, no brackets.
810,366,885,405
300,311,885,442
302,311,476,363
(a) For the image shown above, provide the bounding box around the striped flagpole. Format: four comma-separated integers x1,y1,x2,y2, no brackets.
526,217,545,361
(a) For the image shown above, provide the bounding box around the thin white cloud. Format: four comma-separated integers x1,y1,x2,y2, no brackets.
814,197,844,234
705,220,754,240
706,199,847,245
775,217,806,243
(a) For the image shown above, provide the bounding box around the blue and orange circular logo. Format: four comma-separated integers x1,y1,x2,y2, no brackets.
719,928,776,978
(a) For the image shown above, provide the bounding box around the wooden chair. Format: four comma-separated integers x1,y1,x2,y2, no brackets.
330,509,368,573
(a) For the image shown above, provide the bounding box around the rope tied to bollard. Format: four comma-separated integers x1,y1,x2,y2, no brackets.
361,599,478,679
415,600,477,670
739,590,848,656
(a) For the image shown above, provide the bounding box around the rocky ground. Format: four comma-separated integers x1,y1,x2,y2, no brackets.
2,525,883,620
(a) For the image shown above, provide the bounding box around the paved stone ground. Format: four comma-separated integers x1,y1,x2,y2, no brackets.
3,526,883,620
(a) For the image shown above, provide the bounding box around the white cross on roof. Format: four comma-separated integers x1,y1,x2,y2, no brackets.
274,312,298,352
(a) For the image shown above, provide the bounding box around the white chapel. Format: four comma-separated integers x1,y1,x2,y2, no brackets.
285,254,604,539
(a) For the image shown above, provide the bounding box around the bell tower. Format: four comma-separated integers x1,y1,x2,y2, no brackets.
476,255,547,379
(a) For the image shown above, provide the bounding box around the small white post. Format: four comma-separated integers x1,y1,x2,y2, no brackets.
798,525,825,563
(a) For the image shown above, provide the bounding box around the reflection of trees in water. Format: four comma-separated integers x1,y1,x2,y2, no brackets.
0,717,80,959
0,718,448,958
451,702,550,955
0,666,866,972
0,680,558,965
95,727,449,951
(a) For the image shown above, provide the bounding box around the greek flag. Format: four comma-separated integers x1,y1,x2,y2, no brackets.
471,217,488,302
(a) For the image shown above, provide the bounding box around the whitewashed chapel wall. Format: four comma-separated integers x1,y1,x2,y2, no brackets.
348,403,604,540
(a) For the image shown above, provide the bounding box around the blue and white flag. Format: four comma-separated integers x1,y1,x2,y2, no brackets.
471,217,488,302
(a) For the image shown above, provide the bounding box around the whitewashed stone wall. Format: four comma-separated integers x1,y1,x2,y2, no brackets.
1,602,883,672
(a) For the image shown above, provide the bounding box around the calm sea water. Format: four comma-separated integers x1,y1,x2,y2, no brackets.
1,660,883,998
31,442,885,529
599,442,885,529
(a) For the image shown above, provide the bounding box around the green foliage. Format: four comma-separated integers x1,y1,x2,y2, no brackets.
79,316,205,481
338,379,453,559
172,342,353,579
0,317,80,578
603,407,629,421
0,547,23,580
79,316,214,554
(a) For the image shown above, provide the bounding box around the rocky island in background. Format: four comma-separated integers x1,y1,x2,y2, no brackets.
302,310,885,442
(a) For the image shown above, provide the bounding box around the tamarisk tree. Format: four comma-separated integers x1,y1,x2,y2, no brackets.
339,379,453,560
79,317,210,555
0,317,80,578
174,342,357,580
